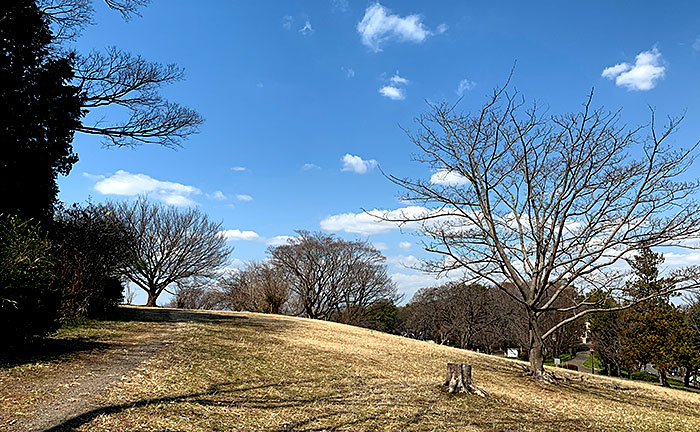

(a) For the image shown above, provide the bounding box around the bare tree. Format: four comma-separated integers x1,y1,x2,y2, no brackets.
110,197,232,306
385,83,700,378
269,231,398,321
219,261,289,314
167,281,223,310
38,0,203,147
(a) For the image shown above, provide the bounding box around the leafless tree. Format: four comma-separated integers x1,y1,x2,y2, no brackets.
385,82,700,378
109,197,232,306
269,231,398,321
167,281,223,310
219,261,289,314
37,0,203,147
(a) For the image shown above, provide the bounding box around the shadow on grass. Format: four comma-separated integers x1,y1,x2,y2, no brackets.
0,337,111,369
42,378,592,432
109,306,248,324
1,307,247,369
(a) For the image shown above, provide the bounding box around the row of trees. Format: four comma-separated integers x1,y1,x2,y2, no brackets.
399,282,584,357
170,231,401,328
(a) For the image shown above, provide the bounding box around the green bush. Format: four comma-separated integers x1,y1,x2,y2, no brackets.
0,215,61,345
630,371,659,382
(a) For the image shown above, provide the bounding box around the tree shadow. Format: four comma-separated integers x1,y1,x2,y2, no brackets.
109,306,248,324
0,337,111,369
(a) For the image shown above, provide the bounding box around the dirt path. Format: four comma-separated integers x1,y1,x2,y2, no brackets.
0,308,185,432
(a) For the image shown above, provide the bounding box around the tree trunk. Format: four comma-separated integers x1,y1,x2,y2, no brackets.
684,368,691,387
146,290,158,307
528,323,545,377
659,370,669,387
444,363,487,397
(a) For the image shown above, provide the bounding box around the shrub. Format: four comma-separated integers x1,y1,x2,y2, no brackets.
52,203,134,320
630,371,659,383
0,215,61,345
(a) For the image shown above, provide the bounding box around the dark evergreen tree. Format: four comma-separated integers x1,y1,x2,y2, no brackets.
0,1,82,222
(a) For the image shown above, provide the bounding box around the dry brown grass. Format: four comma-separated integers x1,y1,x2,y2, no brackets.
4,307,700,431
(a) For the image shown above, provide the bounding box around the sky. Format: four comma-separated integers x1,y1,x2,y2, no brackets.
57,1,700,305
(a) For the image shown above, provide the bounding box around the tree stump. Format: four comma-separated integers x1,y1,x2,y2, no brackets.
444,363,488,397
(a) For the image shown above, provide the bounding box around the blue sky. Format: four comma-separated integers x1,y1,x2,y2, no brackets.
57,1,700,304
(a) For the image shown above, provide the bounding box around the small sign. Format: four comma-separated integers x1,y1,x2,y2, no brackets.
505,348,519,358
554,358,561,365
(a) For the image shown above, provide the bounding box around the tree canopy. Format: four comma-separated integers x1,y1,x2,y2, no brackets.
0,0,83,221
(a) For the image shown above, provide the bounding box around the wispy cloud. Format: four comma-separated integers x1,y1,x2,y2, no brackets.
302,163,321,171
209,190,227,201
342,66,355,78
93,170,200,206
299,20,314,36
357,3,431,52
456,78,475,96
602,47,666,91
282,15,294,30
231,166,247,172
341,153,378,174
390,72,409,85
378,85,405,100
399,241,412,251
331,0,349,13
236,194,253,202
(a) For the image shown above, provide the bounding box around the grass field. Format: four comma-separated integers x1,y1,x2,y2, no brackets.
2,306,700,431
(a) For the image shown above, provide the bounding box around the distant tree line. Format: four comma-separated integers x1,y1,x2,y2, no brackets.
398,282,584,357
169,231,401,331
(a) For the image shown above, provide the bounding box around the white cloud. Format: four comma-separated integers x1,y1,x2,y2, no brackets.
390,272,442,300
378,85,405,100
256,82,264,88
320,206,434,236
662,252,700,267
399,241,412,251
436,23,448,34
231,166,246,172
601,47,666,91
341,153,378,174
357,3,431,52
82,172,105,180
456,78,475,96
387,255,422,268
430,169,468,186
390,72,409,85
93,170,201,206
210,190,227,201
220,229,261,241
300,20,314,36
266,235,295,246
236,194,253,202
302,163,321,171
282,15,294,30
693,36,700,51
373,242,389,251
342,66,355,78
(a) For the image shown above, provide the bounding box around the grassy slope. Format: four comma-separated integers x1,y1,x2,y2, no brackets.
4,307,700,431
